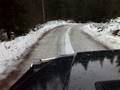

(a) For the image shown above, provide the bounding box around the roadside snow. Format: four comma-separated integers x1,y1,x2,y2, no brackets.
82,17,120,49
0,20,68,80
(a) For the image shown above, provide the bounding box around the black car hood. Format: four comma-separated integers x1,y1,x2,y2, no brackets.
9,50,120,90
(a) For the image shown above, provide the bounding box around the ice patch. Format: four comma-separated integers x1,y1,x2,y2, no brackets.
60,26,74,55
65,27,74,54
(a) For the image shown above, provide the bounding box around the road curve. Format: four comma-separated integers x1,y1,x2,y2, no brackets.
1,24,108,90
29,24,107,61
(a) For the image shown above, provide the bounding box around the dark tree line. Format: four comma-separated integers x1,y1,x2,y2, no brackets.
0,0,120,40
0,0,44,40
45,0,120,22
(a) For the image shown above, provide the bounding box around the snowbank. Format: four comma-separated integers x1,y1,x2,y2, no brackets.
82,17,120,49
0,20,68,80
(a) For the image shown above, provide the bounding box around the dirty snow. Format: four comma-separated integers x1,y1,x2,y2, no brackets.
82,17,120,49
0,20,68,80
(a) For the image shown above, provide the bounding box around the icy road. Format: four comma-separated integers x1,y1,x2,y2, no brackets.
2,24,108,90
28,24,107,61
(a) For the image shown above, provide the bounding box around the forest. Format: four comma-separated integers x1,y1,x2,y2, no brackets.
0,0,120,40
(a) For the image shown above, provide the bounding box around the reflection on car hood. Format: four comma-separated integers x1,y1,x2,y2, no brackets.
10,50,120,90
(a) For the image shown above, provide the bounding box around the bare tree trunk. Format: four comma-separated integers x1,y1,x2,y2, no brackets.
41,0,46,22
6,30,11,40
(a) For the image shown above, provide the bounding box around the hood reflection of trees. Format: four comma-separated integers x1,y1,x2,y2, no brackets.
10,50,120,90
73,50,120,71
34,50,120,90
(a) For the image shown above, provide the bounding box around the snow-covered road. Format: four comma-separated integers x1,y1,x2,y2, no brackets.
2,17,120,90
2,24,108,90
27,24,107,63
32,24,107,58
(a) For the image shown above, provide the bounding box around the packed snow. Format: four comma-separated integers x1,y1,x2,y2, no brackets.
64,26,74,54
59,26,74,55
82,17,120,49
0,20,68,80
